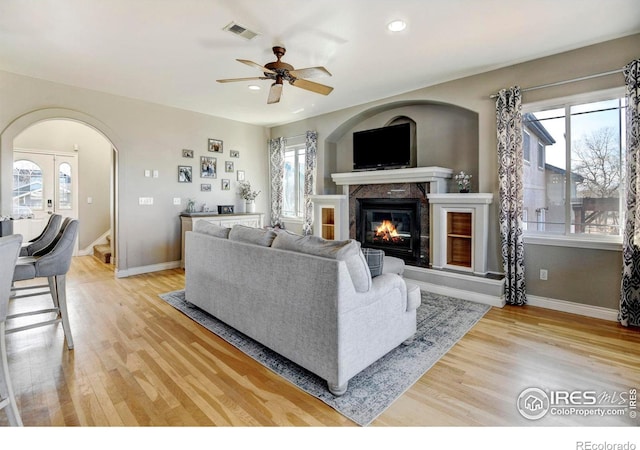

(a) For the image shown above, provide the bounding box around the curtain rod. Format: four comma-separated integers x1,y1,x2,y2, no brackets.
489,68,623,99
285,133,308,140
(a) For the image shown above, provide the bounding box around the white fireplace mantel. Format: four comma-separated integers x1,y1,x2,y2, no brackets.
331,166,453,194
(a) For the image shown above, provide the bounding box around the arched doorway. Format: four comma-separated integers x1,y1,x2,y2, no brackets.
1,109,120,268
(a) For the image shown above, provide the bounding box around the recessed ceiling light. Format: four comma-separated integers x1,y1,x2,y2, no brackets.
248,85,261,91
387,20,407,32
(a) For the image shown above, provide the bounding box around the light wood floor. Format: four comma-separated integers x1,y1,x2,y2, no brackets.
2,255,639,427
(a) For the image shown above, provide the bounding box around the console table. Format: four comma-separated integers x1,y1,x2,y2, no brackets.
180,212,264,267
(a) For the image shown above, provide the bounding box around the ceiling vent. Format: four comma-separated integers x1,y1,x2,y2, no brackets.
223,22,259,41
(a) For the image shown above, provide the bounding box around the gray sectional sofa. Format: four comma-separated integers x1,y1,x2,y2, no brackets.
184,222,420,395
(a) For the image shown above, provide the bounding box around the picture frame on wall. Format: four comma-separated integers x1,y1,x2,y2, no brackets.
201,183,211,192
200,156,217,178
237,170,245,181
178,165,192,183
221,179,230,190
208,138,223,153
225,161,234,173
182,149,194,158
230,150,240,158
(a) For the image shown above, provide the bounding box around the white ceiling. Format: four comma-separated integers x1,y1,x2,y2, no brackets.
1,0,639,127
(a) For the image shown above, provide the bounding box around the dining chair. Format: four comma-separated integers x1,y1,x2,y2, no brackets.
9,219,79,350
0,234,24,426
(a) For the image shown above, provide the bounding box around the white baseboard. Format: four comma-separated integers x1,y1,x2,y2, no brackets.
115,260,181,278
410,279,506,308
526,295,619,322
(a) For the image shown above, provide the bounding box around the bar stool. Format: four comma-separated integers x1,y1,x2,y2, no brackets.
20,213,62,257
9,219,79,350
0,234,24,426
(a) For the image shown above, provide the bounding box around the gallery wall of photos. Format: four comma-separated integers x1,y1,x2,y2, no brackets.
178,138,247,210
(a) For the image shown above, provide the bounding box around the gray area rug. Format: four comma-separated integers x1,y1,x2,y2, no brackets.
158,289,490,426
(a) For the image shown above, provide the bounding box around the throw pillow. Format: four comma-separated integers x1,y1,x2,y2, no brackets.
228,225,277,247
271,231,372,293
194,221,230,238
361,248,384,277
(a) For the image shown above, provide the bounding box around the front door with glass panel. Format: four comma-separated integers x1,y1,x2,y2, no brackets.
13,151,78,244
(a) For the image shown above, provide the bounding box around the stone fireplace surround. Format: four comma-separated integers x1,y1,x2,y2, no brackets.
351,184,428,266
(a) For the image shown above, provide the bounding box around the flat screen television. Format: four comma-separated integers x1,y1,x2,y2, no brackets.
353,123,411,171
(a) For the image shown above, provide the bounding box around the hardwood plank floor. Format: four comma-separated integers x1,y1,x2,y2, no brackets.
2,256,639,428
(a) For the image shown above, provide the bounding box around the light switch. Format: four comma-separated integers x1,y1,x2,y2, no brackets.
144,170,151,177
139,197,153,205
173,198,181,205
153,170,159,178
87,197,93,204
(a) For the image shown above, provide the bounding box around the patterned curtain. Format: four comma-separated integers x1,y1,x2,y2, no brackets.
269,137,285,227
302,131,318,235
620,59,640,327
496,87,527,306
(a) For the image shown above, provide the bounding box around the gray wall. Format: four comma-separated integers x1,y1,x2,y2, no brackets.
0,72,269,273
270,33,640,310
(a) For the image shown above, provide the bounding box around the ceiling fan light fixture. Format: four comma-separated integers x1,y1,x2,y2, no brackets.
387,19,407,32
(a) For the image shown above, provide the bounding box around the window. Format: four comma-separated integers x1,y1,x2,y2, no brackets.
537,142,545,170
282,144,306,218
523,90,626,239
13,160,43,212
58,162,73,210
523,131,531,162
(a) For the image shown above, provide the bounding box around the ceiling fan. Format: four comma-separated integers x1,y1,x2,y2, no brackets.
217,46,334,104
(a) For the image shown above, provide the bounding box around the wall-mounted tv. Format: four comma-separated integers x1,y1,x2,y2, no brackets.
353,123,412,171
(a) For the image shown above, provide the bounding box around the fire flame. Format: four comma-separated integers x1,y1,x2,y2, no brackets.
375,220,402,242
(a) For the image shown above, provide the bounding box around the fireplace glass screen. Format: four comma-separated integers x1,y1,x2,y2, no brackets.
356,198,421,263
364,210,412,250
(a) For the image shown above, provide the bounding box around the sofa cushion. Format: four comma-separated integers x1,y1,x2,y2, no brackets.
229,225,277,247
361,248,384,277
194,220,230,238
272,230,372,293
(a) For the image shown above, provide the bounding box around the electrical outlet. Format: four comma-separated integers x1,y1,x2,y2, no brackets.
540,269,548,280
173,198,181,205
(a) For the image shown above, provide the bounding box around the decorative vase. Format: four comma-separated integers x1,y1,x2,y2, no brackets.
245,200,256,213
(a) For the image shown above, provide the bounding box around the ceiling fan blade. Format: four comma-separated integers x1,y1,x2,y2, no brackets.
289,78,334,96
289,66,332,79
216,77,267,83
267,83,283,104
237,59,276,74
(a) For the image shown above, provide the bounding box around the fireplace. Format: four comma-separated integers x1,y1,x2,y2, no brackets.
356,198,421,264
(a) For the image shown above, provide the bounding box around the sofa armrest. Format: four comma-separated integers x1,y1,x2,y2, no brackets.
339,272,408,315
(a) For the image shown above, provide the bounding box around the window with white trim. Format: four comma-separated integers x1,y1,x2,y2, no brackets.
282,143,306,219
522,89,626,239
523,131,531,163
